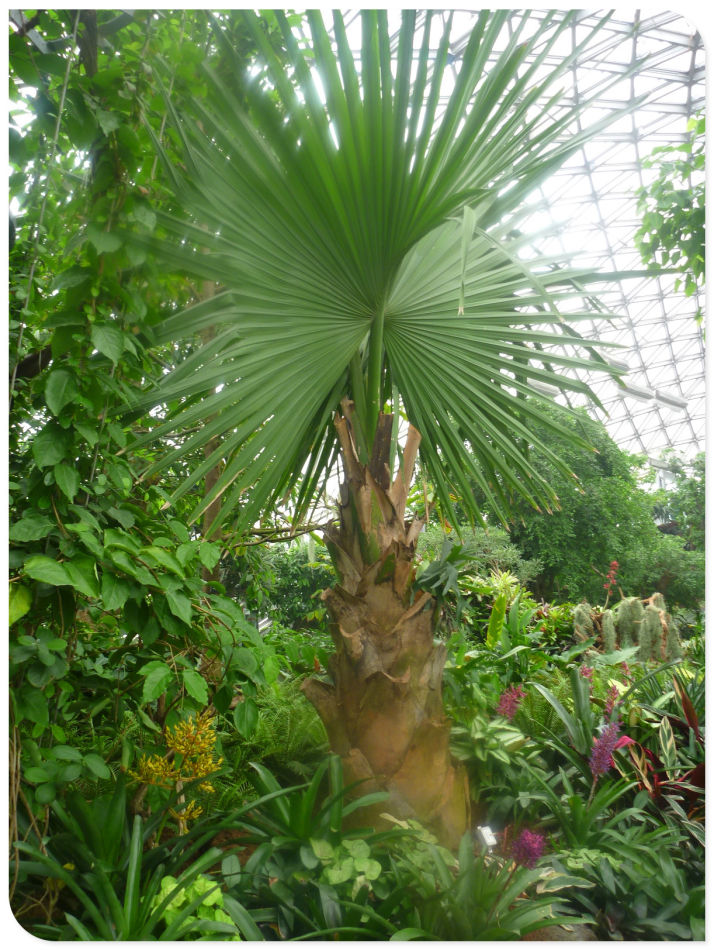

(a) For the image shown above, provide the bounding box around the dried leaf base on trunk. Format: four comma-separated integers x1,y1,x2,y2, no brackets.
302,408,470,850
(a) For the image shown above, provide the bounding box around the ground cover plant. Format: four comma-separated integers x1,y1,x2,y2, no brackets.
9,8,704,941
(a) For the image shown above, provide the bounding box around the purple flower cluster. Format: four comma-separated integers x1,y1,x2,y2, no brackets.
496,685,526,720
589,721,621,776
511,829,545,869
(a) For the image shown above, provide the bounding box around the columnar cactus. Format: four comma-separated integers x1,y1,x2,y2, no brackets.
573,602,595,641
616,597,644,650
663,611,682,660
571,592,679,663
601,609,617,653
639,604,661,662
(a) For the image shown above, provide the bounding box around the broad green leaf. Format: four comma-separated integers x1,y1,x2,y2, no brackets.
31,422,72,469
50,265,92,292
101,572,133,611
9,584,33,625
87,223,122,254
176,541,199,566
35,782,58,804
54,462,81,501
58,763,83,783
233,697,258,737
142,545,184,576
23,555,71,587
25,766,53,784
16,685,49,724
9,512,55,542
310,839,335,861
90,324,125,363
45,369,78,416
141,660,174,704
263,653,281,685
166,589,193,625
65,522,103,559
103,528,141,553
50,745,83,762
232,647,258,678
64,558,100,598
354,856,381,880
132,203,157,230
96,109,121,136
83,753,111,779
107,506,135,529
169,520,191,543
486,591,508,649
182,669,209,705
198,542,221,571
74,421,99,447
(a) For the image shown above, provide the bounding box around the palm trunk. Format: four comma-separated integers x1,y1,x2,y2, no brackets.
302,404,470,849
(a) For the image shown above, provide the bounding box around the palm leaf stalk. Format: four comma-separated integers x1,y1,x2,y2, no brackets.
130,10,647,845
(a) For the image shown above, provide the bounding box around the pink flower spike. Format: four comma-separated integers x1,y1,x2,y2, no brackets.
589,721,621,776
496,685,526,720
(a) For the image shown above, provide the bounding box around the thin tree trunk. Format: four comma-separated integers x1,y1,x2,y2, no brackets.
302,403,470,849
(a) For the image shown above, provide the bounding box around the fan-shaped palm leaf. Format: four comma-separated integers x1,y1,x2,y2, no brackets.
131,10,644,534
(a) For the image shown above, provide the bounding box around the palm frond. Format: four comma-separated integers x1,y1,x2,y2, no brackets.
130,11,650,534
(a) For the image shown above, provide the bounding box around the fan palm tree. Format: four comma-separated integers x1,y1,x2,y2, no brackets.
132,10,644,846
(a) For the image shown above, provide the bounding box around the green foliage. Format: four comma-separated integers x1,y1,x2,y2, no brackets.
217,679,329,801
8,14,300,900
15,802,238,940
661,452,705,551
635,115,705,314
264,540,334,630
551,832,704,940
450,711,538,812
218,758,405,939
479,406,703,609
383,832,587,940
151,873,240,940
261,624,333,679
417,522,542,586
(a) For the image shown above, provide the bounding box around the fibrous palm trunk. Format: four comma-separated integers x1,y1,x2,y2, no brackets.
302,404,470,849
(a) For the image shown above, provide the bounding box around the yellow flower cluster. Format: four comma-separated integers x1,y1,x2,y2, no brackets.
129,710,223,827
169,800,204,823
166,710,219,760
130,753,180,789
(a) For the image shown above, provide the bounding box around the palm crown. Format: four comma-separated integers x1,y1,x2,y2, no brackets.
133,10,642,535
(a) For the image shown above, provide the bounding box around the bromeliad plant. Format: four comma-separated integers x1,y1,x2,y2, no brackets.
13,783,251,940
130,10,650,843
